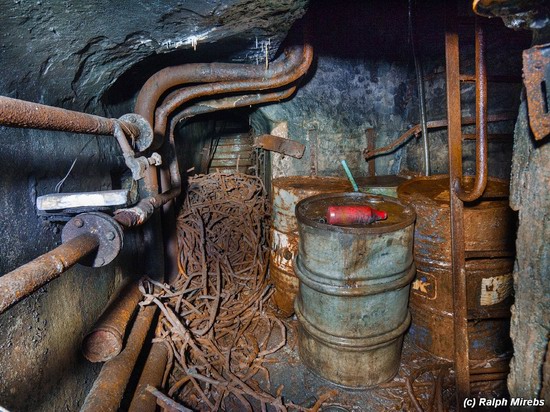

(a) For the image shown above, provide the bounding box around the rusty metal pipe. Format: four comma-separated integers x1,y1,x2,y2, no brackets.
455,19,488,202
445,6,471,407
115,86,298,230
363,112,516,161
80,305,157,412
0,234,99,315
135,45,304,128
173,88,296,123
113,121,181,229
154,44,313,142
128,342,169,412
0,95,140,138
81,281,143,362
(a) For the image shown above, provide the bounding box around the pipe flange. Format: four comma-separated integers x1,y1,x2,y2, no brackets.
62,212,123,267
119,113,153,152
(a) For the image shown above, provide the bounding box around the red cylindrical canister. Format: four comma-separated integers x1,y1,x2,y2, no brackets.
326,205,388,226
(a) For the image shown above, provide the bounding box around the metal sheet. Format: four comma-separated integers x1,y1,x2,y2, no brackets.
254,134,306,159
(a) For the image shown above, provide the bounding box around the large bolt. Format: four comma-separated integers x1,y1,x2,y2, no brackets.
73,218,84,228
106,231,115,241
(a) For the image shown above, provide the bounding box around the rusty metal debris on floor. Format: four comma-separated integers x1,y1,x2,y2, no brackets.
138,172,337,411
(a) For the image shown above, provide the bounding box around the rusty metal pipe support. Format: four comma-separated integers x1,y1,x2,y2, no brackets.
0,95,140,138
0,233,99,314
453,19,488,202
113,122,161,181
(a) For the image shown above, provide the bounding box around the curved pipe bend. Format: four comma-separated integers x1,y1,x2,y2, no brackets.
135,45,306,129
454,21,487,203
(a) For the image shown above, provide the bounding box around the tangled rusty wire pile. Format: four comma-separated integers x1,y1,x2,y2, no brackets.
140,172,330,411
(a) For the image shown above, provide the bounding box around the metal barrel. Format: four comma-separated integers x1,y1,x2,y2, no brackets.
355,175,409,198
397,175,516,375
208,133,253,174
270,176,351,317
294,192,416,387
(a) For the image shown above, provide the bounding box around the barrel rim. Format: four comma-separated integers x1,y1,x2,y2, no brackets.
397,174,511,207
295,192,416,234
295,256,416,296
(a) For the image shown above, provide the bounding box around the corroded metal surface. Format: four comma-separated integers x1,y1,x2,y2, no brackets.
0,95,140,137
272,177,351,233
0,233,99,314
254,134,306,159
128,342,169,412
135,45,308,133
82,281,143,362
523,43,550,141
62,212,124,267
397,175,516,377
270,176,351,317
154,44,313,148
80,305,157,412
356,175,408,198
294,192,415,387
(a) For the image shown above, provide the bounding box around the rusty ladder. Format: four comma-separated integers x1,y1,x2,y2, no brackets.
445,9,520,409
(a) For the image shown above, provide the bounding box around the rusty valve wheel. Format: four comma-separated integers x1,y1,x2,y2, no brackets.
62,212,124,267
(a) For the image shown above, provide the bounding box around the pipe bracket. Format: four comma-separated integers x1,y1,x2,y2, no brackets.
119,113,154,152
62,212,123,267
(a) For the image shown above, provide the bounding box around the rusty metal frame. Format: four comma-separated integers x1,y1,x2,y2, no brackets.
523,43,550,141
445,10,493,409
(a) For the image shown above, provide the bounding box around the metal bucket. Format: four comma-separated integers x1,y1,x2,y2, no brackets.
270,177,351,317
356,175,409,198
294,192,416,387
397,175,516,373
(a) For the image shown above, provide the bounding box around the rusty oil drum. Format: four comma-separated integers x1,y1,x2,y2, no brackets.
397,175,516,370
294,192,416,387
270,176,351,317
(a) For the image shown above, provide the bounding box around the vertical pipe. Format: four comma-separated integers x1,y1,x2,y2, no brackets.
0,234,100,314
409,0,430,176
445,6,471,408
